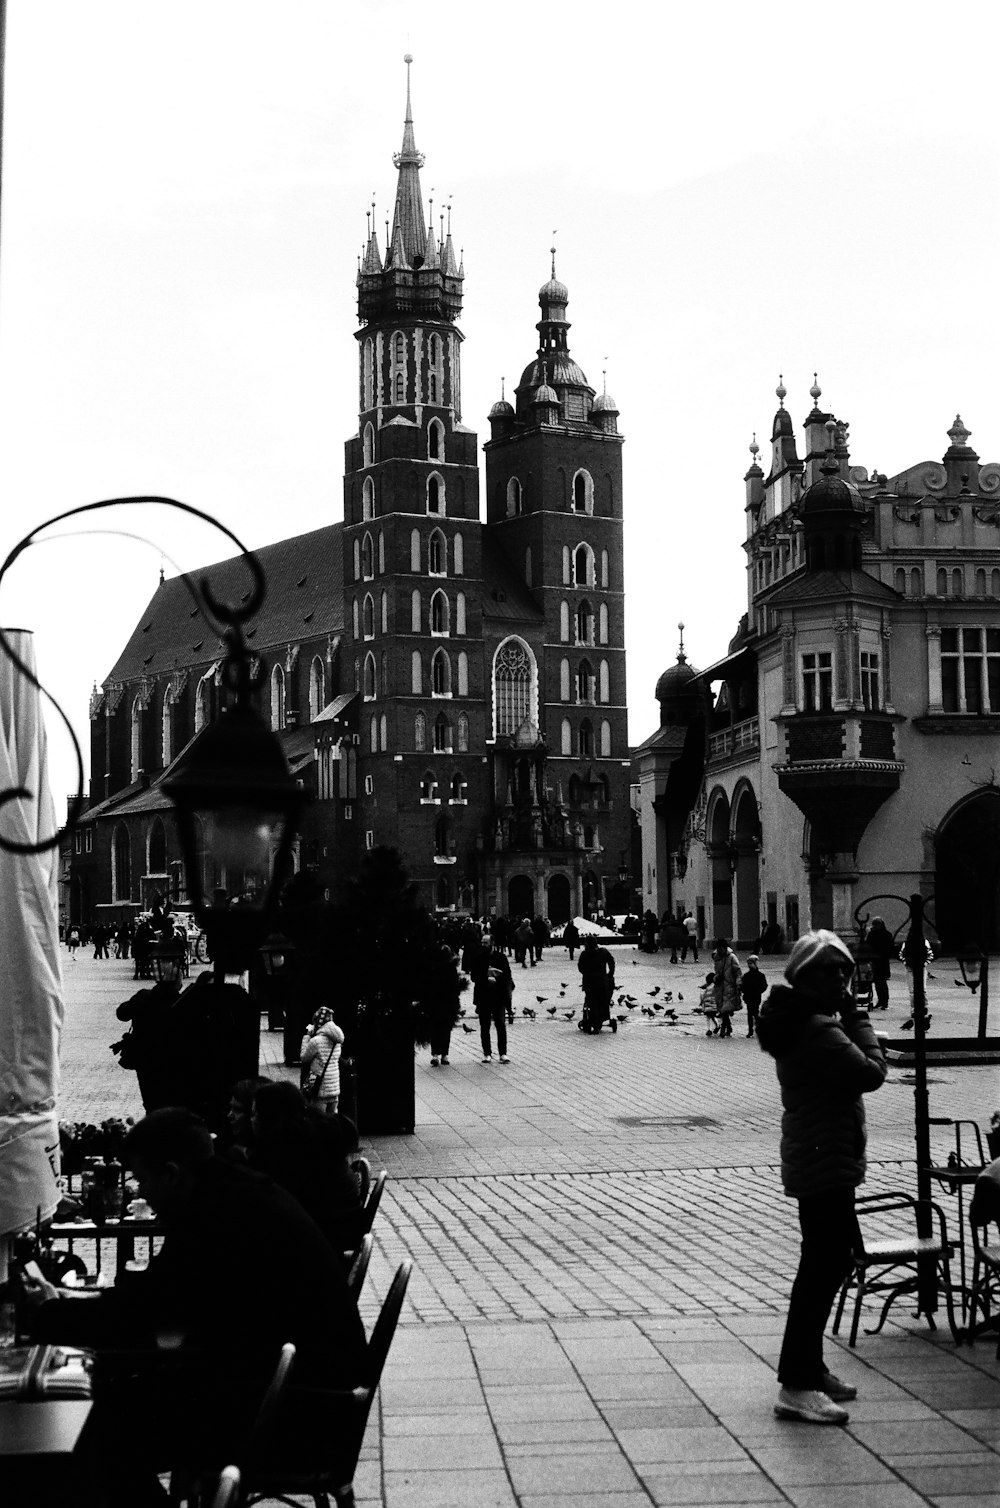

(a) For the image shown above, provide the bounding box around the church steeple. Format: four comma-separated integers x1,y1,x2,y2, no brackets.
388,55,427,269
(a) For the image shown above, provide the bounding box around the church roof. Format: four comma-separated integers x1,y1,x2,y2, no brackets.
764,566,899,606
103,524,344,685
480,535,544,624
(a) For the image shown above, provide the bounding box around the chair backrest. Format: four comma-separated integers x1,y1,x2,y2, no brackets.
346,1232,373,1302
209,1466,241,1508
364,1259,412,1389
253,1341,297,1439
361,1170,386,1236
350,1155,371,1205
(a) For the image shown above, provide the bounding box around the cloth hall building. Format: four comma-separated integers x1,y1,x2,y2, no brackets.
69,67,630,928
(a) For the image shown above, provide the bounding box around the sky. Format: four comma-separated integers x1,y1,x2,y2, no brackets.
0,0,998,818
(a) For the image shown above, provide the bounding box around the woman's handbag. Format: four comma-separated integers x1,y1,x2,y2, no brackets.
301,1040,336,1101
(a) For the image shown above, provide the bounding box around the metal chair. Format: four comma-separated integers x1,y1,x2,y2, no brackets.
208,1467,241,1508
833,1191,960,1346
242,1260,413,1508
349,1155,371,1206
966,1202,1000,1356
346,1232,373,1302
170,1342,296,1506
342,1170,386,1265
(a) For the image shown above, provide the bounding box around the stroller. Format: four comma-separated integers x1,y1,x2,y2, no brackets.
579,981,617,1034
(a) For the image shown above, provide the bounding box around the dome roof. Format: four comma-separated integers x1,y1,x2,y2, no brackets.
801,462,865,515
655,657,698,703
539,275,568,305
592,391,618,413
518,353,591,392
489,397,514,419
533,383,559,405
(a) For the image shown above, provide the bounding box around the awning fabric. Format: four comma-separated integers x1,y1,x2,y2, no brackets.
0,630,64,1273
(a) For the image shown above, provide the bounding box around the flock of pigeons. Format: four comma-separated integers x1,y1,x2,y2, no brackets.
455,964,691,1032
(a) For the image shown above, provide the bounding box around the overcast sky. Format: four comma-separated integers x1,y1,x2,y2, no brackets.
1,0,998,816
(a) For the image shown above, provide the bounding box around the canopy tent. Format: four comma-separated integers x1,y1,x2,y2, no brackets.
0,629,63,1277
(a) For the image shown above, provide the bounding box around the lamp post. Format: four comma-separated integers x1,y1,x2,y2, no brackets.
956,945,989,1042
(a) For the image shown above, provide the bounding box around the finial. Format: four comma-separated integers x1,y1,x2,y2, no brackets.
948,414,971,448
446,197,452,235
404,53,413,118
677,623,686,663
775,374,786,406
551,242,557,277
428,188,434,227
824,418,837,450
810,372,822,404
602,363,608,396
501,377,506,400
749,432,759,459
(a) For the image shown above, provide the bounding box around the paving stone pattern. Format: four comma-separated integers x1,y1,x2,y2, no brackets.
56,947,1000,1506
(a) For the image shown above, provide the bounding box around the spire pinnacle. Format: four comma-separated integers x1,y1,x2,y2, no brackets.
390,54,426,267
677,623,687,664
776,374,786,407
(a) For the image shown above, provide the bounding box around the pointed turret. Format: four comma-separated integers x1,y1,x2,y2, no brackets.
514,249,594,424
389,55,427,268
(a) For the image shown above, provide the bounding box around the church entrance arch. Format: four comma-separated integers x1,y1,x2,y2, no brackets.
935,790,1000,951
507,874,534,919
547,874,571,925
732,783,762,947
708,791,733,941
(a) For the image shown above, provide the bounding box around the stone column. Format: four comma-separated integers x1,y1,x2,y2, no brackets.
925,625,943,712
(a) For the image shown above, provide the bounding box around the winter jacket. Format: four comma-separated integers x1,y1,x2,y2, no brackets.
714,949,743,1015
300,1018,345,1102
757,982,887,1197
740,967,768,1009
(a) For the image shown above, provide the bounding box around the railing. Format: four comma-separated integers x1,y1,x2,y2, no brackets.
708,717,760,761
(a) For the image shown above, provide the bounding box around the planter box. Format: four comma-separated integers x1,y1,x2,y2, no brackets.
355,1035,415,1135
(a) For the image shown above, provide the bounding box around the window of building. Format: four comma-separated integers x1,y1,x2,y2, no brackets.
561,718,572,755
577,660,594,703
573,544,593,587
420,771,439,802
427,473,444,515
161,687,175,768
352,598,360,639
378,532,385,572
411,651,422,695
363,594,375,638
363,340,374,411
560,659,570,700
415,711,426,752
801,651,833,712
309,656,325,720
911,567,922,596
941,626,1000,713
361,533,374,579
195,674,211,735
428,528,446,575
410,531,420,572
572,469,594,514
113,824,132,901
433,713,452,752
457,714,469,751
977,568,988,597
369,714,378,752
74,829,82,855
365,774,374,795
353,538,360,580
454,533,464,574
493,637,535,735
270,666,285,731
600,720,612,757
895,568,907,594
363,422,374,466
601,549,609,588
937,567,948,596
457,651,469,696
380,592,388,633
85,828,93,854
431,589,450,635
130,697,143,781
860,651,880,710
428,418,444,460
365,829,375,850
576,601,594,645
431,648,452,696
455,592,466,636
363,653,376,701
380,712,387,749
952,567,964,596
579,718,594,758
599,660,610,703
599,603,609,644
507,477,522,517
450,773,467,804
434,815,452,857
560,601,570,642
411,589,421,632
362,476,375,521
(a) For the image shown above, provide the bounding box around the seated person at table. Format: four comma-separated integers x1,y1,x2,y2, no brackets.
221,1073,272,1161
250,1081,364,1252
970,1156,1000,1226
22,1107,367,1508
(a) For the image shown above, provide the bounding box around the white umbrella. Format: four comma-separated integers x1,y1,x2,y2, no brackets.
0,628,64,1277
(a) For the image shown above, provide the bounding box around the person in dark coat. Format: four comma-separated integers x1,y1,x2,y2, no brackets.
24,1107,367,1508
531,914,550,962
578,934,616,1033
423,940,463,1066
470,936,514,1062
740,955,768,1038
563,919,581,960
250,1082,363,1253
115,978,185,1111
758,929,887,1426
864,915,894,1010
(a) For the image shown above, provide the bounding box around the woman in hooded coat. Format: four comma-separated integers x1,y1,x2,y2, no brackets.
757,929,887,1426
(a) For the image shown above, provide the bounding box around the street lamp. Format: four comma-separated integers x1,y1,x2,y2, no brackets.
956,944,989,1041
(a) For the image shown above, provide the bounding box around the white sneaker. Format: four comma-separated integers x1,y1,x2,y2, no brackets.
499,1055,510,1063
774,1388,849,1425
481,1055,492,1063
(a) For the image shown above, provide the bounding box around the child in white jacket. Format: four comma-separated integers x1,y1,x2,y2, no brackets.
300,1008,345,1116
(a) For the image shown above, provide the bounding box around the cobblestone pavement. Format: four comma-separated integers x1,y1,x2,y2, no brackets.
55,946,1000,1506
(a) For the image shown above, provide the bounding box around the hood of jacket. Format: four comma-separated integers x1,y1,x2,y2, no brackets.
756,981,839,1058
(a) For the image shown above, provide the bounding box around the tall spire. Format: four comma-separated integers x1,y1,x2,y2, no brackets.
389,54,427,268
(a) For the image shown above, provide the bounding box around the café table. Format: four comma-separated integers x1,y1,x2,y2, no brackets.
0,1398,92,1505
923,1161,984,1327
47,1216,163,1281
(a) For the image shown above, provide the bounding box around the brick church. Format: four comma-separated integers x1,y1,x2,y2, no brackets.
70,62,631,928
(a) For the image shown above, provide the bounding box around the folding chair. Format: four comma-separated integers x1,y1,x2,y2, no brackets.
342,1170,386,1265
346,1232,373,1302
242,1260,413,1508
833,1191,959,1346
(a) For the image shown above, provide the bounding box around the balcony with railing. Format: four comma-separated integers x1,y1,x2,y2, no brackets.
707,716,760,764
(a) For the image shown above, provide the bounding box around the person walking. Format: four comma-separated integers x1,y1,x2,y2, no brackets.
471,937,514,1062
514,915,534,968
578,933,616,1033
699,970,719,1034
741,955,768,1037
531,914,550,963
563,918,581,961
300,1006,345,1116
864,916,893,1010
681,911,699,962
713,938,743,1038
757,929,887,1425
424,939,463,1066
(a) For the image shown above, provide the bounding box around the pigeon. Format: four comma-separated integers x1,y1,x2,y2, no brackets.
927,971,937,980
536,996,547,1004
641,1005,654,1017
560,983,568,989
677,993,684,1001
563,1009,576,1021
954,980,966,987
648,987,660,997
547,1006,558,1016
616,1013,628,1024
461,1023,475,1033
625,1000,638,1011
664,1008,677,1019
522,1007,536,1019
663,992,673,1002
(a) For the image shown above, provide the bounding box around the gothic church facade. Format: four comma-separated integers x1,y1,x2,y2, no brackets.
70,66,630,927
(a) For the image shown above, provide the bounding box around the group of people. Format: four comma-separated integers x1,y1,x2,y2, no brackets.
697,941,767,1038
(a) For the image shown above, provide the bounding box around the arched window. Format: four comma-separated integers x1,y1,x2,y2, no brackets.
560,601,570,642
309,656,325,719
601,549,609,588
130,696,142,782
952,567,963,596
363,421,374,466
113,824,132,902
431,589,450,635
395,371,404,403
457,713,469,752
579,718,594,758
410,530,421,572
976,568,987,597
577,660,594,704
411,651,422,694
895,568,907,594
450,772,467,803
568,775,582,806
428,418,444,459
453,533,464,575
560,718,572,755
352,598,360,639
525,547,532,586
420,769,438,802
434,714,452,752
431,648,452,696
195,673,212,734
507,477,522,517
361,533,374,579
493,637,536,736
414,712,426,752
161,686,175,768
380,591,388,633
411,589,422,632
353,538,360,580
427,334,441,405
600,719,612,757
370,713,378,752
380,713,387,749
270,665,285,731
429,529,446,575
599,603,609,644
599,660,610,702
362,477,375,520
576,601,594,645
993,569,1000,597
457,651,469,696
363,594,375,638
380,651,388,695
456,592,466,635
573,544,594,587
937,567,948,596
363,340,373,411
148,818,166,875
427,473,444,515
363,652,376,700
911,567,922,595
378,532,385,572
434,815,451,856
572,469,594,514
393,331,406,405
562,545,571,585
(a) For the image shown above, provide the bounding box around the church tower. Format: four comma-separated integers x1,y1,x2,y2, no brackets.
343,58,484,906
483,257,630,919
